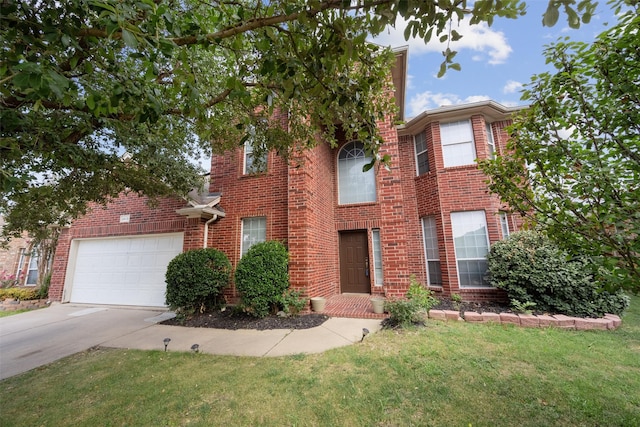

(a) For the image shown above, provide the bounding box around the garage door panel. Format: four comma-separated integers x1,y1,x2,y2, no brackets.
69,233,183,306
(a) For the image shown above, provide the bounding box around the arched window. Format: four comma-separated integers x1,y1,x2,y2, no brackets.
337,141,376,204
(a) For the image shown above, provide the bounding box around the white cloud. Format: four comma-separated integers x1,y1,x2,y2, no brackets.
373,17,513,65
407,91,491,117
503,80,523,94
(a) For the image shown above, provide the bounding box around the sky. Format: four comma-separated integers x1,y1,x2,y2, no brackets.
371,0,620,119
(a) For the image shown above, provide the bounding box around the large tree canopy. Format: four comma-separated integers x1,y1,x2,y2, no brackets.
1,0,600,238
480,5,640,292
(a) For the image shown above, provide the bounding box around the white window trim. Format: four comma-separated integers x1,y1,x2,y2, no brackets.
440,119,477,168
243,140,254,175
337,141,377,205
421,216,442,287
451,211,491,288
25,249,39,286
240,217,267,257
486,123,496,159
414,132,429,176
499,212,510,239
16,248,26,277
371,229,383,286
242,125,267,175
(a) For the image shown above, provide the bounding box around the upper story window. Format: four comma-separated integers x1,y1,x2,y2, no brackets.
337,141,376,204
243,126,267,175
486,123,496,159
414,131,429,175
440,120,477,167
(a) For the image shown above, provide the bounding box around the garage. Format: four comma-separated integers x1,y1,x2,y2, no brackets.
66,233,184,307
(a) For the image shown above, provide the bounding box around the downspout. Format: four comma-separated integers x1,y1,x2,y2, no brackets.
203,215,218,249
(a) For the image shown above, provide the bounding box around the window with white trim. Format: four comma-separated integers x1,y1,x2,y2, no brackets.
25,250,39,286
499,212,510,239
440,120,477,167
243,126,267,174
421,216,442,286
414,131,429,175
241,217,266,256
337,141,376,204
372,229,383,286
16,248,26,277
451,211,491,287
486,123,496,159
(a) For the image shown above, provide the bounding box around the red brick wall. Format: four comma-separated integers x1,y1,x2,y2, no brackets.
50,108,523,305
400,114,518,302
287,141,339,298
49,194,187,301
208,121,290,300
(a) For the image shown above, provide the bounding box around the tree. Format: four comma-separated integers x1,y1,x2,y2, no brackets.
480,5,640,292
1,0,599,238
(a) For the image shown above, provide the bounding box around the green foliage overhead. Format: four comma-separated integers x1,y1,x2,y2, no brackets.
235,241,289,318
487,231,630,317
480,5,640,293
1,0,602,238
165,248,231,316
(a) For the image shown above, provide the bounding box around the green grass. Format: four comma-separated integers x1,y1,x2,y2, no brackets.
1,296,639,427
0,309,31,318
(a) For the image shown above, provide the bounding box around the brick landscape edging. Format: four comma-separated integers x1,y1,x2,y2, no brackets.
428,309,622,330
0,299,50,311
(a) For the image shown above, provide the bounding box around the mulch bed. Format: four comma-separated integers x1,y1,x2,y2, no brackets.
162,298,514,331
432,298,511,314
161,308,329,330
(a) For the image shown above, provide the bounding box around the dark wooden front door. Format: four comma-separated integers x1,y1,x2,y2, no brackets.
339,231,370,293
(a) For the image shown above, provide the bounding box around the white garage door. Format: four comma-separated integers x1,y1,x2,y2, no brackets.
68,233,184,306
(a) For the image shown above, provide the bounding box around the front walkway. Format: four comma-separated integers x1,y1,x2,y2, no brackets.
321,294,388,319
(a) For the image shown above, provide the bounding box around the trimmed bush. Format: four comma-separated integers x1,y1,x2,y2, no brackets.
0,288,39,301
235,241,289,318
165,248,231,316
487,230,629,317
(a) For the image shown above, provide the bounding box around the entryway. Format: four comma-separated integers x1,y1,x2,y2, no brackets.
339,230,371,294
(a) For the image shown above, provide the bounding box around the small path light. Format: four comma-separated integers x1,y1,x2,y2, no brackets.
163,337,171,352
361,328,370,342
191,344,200,353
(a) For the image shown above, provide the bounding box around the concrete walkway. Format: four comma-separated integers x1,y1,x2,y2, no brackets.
0,304,382,380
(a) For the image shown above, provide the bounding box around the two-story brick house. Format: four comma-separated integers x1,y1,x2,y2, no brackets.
49,48,523,307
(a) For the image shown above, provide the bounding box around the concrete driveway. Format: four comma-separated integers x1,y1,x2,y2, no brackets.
0,303,382,381
0,303,172,380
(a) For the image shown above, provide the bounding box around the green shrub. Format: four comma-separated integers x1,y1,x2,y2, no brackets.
406,276,438,311
487,230,629,317
0,288,39,301
385,277,438,327
165,248,231,316
36,273,51,299
280,288,307,316
235,241,289,318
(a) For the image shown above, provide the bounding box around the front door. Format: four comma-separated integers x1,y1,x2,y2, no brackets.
339,231,371,293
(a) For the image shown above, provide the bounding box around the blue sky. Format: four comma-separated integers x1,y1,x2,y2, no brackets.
371,1,620,118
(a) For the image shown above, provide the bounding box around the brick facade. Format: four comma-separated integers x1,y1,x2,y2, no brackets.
0,216,34,287
49,97,524,305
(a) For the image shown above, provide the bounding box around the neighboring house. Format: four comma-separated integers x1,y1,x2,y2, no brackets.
0,216,40,287
49,48,523,307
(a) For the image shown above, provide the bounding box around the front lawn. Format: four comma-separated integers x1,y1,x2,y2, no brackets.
1,295,638,426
